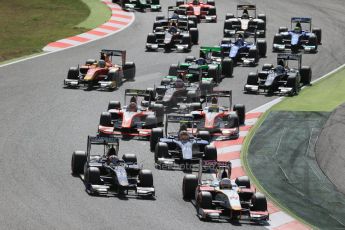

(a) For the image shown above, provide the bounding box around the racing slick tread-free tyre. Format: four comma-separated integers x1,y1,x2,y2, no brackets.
190,28,199,45
257,39,267,57
197,191,213,209
122,153,138,164
150,128,164,151
123,62,136,80
206,0,215,6
85,167,101,185
67,67,79,80
108,101,121,110
278,27,288,33
222,57,233,78
152,104,164,126
233,104,245,125
312,28,322,44
138,169,154,187
204,145,217,161
187,90,200,103
71,151,86,175
273,34,283,46
257,14,266,23
300,66,312,85
197,131,211,142
182,174,198,200
262,63,273,71
185,56,196,63
286,75,299,95
190,102,202,111
147,33,157,44
145,115,158,128
155,142,169,162
100,112,112,127
246,72,258,85
227,112,239,129
176,0,184,6
235,176,251,188
251,192,268,211
225,13,234,20
207,65,219,83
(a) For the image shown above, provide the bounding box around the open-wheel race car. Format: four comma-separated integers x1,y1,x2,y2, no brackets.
71,136,155,198
182,160,269,223
115,0,161,11
273,17,322,53
219,33,267,66
98,89,164,139
244,53,312,95
224,4,266,38
188,90,244,141
64,49,135,90
175,0,217,23
149,114,217,170
146,15,199,52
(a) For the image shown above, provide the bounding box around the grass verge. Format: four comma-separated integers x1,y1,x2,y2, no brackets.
77,0,111,29
272,67,345,111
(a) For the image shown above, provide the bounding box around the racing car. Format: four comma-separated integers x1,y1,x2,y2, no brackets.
98,89,164,139
64,49,135,90
219,33,267,66
188,90,245,140
146,16,199,52
244,53,312,95
175,0,217,23
116,0,161,11
71,136,155,198
224,4,266,38
149,114,217,170
182,159,269,222
272,17,322,53
161,56,228,85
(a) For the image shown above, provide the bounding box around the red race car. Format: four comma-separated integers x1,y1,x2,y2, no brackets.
64,49,135,90
98,89,164,139
176,0,217,23
187,90,245,141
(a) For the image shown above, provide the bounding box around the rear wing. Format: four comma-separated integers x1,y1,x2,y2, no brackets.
277,53,302,68
124,88,154,104
87,136,120,163
237,4,256,17
205,90,232,108
100,49,126,66
291,17,312,31
199,46,223,59
165,114,195,135
198,159,232,183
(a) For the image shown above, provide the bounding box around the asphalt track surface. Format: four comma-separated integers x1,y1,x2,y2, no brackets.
0,0,344,229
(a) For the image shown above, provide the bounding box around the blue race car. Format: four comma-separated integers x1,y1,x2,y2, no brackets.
273,17,322,53
220,33,266,66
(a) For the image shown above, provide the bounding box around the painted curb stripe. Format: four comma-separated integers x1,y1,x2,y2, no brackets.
43,1,134,52
214,112,309,229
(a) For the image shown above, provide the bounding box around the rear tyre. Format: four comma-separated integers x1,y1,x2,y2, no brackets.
108,101,121,110
155,142,169,162
190,28,199,45
257,39,267,57
312,28,322,44
150,128,163,152
122,153,137,164
221,57,233,78
123,62,136,80
145,115,158,129
197,131,211,142
204,145,217,161
247,72,258,85
71,151,86,175
235,176,250,188
233,104,245,125
168,64,178,76
300,66,312,85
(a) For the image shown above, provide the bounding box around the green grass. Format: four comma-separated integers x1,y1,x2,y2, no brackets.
0,0,111,62
272,67,345,111
77,0,111,29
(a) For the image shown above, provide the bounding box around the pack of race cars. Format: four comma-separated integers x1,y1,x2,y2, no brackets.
67,0,322,225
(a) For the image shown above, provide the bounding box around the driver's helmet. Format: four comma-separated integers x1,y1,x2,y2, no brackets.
211,96,218,105
241,13,249,19
219,178,232,189
196,58,206,65
193,0,199,5
179,130,190,142
108,154,119,164
175,78,185,88
275,65,285,74
130,96,137,103
179,123,188,132
128,102,137,112
107,145,117,157
294,26,301,33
